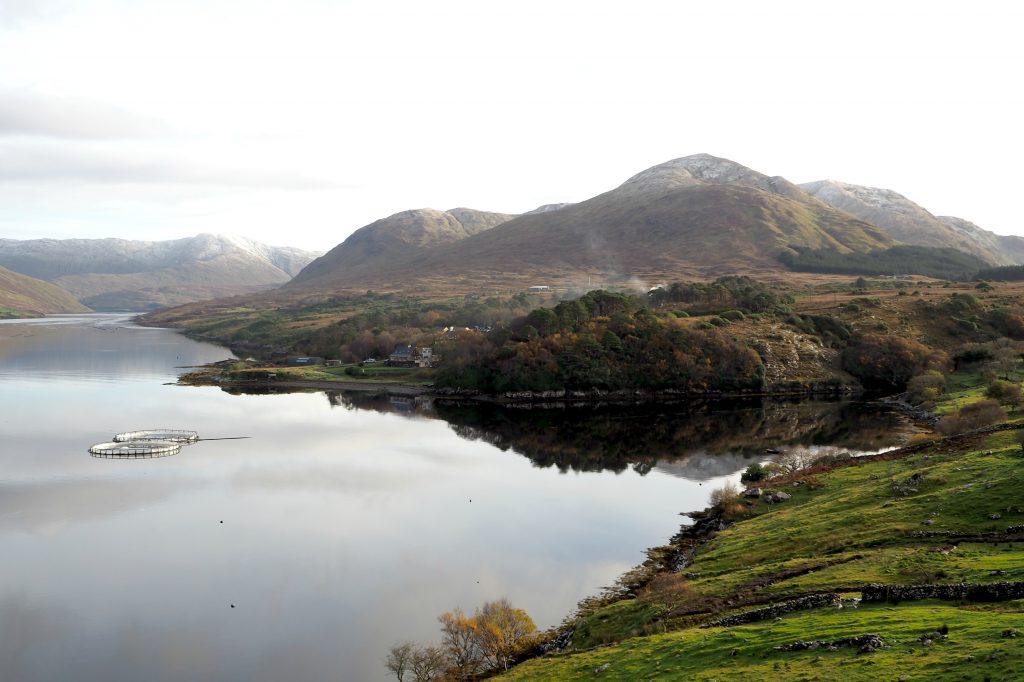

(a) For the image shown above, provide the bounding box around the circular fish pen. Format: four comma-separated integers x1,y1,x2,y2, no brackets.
89,440,182,459
113,429,199,444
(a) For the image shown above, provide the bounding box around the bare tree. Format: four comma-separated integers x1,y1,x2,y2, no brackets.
409,645,447,682
385,642,415,682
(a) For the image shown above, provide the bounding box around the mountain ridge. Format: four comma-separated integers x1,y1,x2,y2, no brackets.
799,179,1017,265
288,154,894,294
0,234,321,311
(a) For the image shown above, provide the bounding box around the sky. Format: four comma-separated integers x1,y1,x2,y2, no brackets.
0,0,1022,252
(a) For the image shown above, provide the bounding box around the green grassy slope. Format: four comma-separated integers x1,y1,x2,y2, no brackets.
505,428,1024,681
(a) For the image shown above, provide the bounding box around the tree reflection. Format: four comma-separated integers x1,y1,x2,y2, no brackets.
314,392,915,481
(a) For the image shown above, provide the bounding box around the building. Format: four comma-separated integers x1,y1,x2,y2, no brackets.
387,345,436,368
284,356,323,366
387,345,416,367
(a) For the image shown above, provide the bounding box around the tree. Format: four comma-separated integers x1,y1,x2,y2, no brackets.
408,646,447,682
841,334,933,389
438,608,482,680
385,642,415,682
385,642,446,682
474,598,537,671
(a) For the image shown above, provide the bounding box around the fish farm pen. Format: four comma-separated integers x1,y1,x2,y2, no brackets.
113,429,199,443
89,429,245,458
89,440,182,458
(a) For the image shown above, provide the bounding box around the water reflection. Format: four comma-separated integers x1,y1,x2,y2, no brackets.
315,392,918,480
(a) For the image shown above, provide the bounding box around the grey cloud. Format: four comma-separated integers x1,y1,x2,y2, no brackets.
0,141,337,189
0,91,166,139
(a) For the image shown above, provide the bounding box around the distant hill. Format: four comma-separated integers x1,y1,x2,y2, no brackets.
292,208,514,286
0,234,321,311
290,154,893,293
0,265,90,317
800,180,1019,265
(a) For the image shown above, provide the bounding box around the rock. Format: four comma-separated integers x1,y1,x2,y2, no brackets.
594,663,610,673
765,491,792,504
743,487,763,499
1003,628,1018,638
990,513,1002,520
922,519,935,525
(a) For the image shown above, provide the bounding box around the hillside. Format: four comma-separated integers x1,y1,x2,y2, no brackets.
801,179,1020,266
289,155,893,294
939,215,1024,265
292,207,514,286
0,234,320,311
0,265,90,317
503,424,1024,681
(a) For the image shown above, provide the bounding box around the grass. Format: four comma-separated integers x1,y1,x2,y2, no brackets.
503,429,1024,680
221,363,430,385
506,601,1024,681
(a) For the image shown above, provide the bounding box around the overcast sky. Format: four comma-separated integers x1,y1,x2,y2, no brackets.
1,0,1021,251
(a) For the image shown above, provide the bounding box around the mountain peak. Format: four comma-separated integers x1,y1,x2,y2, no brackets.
619,154,804,199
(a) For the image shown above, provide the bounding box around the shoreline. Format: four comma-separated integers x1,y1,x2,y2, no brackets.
178,372,863,405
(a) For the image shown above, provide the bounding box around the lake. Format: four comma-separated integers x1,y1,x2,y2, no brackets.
0,314,918,681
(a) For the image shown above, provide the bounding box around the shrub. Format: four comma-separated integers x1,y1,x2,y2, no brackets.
638,573,696,603
986,380,1023,407
906,370,946,405
709,482,739,509
936,399,1007,435
720,309,746,322
740,462,767,483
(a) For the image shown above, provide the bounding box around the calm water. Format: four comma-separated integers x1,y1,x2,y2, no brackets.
0,315,917,681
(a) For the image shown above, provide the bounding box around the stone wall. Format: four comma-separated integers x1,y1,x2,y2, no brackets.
862,581,1024,603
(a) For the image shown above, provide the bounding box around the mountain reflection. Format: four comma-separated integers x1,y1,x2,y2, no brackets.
312,392,916,480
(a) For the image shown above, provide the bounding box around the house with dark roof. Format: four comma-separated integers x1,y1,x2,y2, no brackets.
387,344,415,367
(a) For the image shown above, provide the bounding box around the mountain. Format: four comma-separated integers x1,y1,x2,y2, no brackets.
0,234,321,311
292,208,514,285
0,265,90,317
938,216,1024,265
289,154,893,293
800,180,1017,265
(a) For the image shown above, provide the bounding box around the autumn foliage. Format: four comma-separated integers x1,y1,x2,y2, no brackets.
841,333,936,390
387,598,537,681
436,290,764,394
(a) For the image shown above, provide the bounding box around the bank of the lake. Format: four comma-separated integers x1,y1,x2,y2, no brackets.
501,417,1024,682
